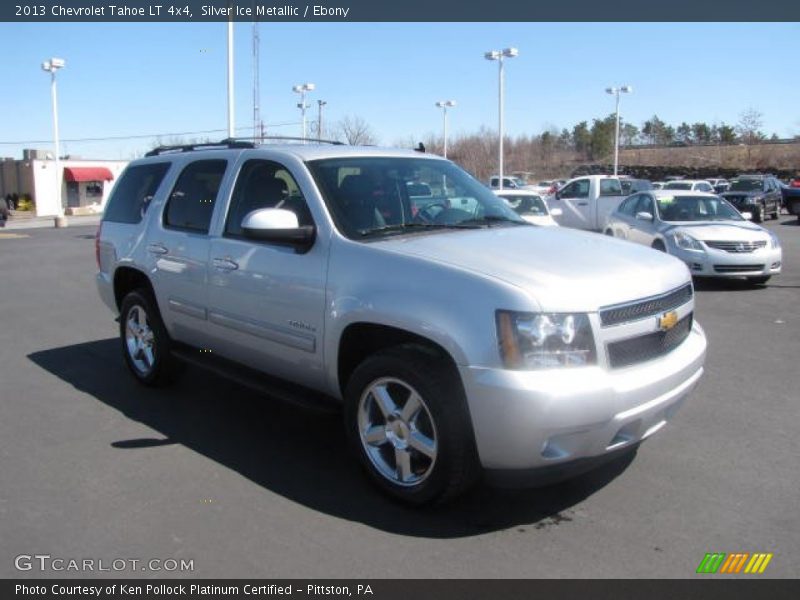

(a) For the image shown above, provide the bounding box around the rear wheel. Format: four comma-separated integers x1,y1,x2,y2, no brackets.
119,289,180,386
344,346,479,505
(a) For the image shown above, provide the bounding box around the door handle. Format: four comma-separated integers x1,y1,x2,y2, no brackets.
212,257,239,272
147,243,168,255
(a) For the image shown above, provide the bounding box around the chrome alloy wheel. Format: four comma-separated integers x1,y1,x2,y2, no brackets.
357,377,438,486
125,305,156,375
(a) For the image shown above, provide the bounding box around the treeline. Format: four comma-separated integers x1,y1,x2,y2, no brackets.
422,108,790,180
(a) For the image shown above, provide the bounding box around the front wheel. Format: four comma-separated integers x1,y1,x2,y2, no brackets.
652,240,666,252
119,289,180,386
344,347,479,505
753,205,764,223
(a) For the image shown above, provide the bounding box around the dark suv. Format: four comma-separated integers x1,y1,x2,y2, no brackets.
720,175,782,223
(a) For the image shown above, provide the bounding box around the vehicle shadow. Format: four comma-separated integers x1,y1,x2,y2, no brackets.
693,278,768,292
28,339,636,539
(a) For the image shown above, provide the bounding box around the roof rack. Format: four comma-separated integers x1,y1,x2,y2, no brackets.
231,136,345,146
145,139,255,157
144,136,345,157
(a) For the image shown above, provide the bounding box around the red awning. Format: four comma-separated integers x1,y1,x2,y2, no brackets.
63,167,114,182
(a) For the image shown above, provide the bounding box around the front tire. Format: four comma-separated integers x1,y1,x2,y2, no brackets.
652,239,666,252
119,289,180,387
753,205,764,223
344,346,479,505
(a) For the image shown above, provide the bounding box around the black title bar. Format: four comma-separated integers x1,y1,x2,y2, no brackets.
4,0,800,21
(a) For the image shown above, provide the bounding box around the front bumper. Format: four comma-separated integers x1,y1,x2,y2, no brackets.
672,245,782,278
459,321,706,476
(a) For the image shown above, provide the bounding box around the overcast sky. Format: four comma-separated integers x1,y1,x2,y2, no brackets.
1,21,798,159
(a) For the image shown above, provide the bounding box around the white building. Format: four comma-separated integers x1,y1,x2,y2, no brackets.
1,150,128,217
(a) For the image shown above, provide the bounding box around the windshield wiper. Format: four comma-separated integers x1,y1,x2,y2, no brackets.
458,215,528,227
358,222,468,237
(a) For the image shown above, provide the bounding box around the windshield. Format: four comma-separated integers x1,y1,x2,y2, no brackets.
498,194,548,216
664,182,693,190
656,195,743,222
729,179,764,192
307,157,526,239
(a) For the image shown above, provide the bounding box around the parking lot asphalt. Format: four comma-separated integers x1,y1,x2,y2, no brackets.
0,218,798,579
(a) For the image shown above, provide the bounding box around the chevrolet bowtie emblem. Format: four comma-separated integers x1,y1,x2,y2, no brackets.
658,311,679,331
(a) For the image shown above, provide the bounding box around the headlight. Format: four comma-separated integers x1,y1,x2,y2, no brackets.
768,232,780,249
672,231,704,252
496,311,596,370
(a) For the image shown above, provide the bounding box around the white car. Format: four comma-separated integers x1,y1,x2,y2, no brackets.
494,190,561,226
662,180,716,193
488,175,530,190
604,190,782,284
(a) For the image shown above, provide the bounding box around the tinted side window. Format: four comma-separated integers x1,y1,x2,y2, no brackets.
618,194,639,216
103,163,170,224
561,179,589,199
635,194,654,215
225,159,313,237
599,179,623,196
164,160,227,233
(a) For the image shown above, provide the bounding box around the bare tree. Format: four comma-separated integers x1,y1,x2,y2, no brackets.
737,107,765,145
334,115,378,146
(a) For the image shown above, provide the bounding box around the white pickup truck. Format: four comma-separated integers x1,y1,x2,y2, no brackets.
549,175,626,231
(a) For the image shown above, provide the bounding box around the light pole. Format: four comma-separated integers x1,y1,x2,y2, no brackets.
605,85,632,176
227,18,235,138
292,83,315,140
485,48,518,190
41,57,66,227
435,100,456,158
317,99,327,139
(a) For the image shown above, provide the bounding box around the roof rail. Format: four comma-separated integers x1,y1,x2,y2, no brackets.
145,139,255,157
226,136,345,146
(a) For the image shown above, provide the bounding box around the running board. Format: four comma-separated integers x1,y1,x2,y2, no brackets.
171,344,341,415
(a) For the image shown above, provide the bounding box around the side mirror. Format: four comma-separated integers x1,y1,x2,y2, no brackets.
550,207,563,217
635,211,654,221
241,208,316,251
740,211,753,221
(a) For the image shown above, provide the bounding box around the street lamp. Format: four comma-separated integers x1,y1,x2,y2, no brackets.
292,83,315,140
317,99,327,139
605,85,632,176
41,57,66,227
435,100,456,158
485,48,518,190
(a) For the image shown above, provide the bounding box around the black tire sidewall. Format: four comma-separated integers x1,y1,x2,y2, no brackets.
343,347,478,505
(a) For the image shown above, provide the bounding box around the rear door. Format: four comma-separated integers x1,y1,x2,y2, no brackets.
146,158,229,347
594,178,626,230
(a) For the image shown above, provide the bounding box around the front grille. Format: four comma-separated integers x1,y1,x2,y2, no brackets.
713,264,764,273
599,284,693,327
705,240,766,253
607,314,693,369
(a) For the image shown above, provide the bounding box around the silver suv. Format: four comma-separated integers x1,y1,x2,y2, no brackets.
96,140,707,505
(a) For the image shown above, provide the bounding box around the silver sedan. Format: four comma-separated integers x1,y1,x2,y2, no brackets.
605,190,782,284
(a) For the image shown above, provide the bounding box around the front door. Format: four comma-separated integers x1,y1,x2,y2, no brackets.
553,178,592,229
206,158,328,391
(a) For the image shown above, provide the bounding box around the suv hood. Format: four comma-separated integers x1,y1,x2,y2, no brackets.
375,226,690,312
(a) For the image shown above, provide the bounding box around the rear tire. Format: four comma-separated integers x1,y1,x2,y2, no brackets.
119,288,180,387
344,346,480,505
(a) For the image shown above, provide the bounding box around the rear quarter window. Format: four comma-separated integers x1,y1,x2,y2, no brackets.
103,163,171,224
